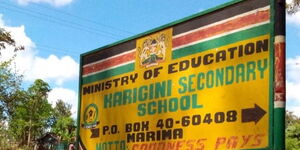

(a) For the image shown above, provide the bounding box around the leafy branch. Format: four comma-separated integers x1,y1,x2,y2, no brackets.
0,28,24,55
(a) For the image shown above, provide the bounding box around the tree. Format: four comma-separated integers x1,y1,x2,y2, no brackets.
286,111,300,150
0,28,25,148
9,79,53,146
26,79,53,145
51,99,76,143
0,27,24,120
287,0,300,14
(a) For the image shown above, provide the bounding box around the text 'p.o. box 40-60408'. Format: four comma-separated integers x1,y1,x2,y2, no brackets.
78,0,283,149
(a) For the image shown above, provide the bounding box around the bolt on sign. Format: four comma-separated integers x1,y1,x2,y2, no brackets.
78,0,283,149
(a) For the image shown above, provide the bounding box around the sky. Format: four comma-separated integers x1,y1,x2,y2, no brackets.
0,0,300,118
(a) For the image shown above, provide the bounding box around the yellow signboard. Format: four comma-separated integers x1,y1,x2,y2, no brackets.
79,0,273,149
80,33,270,149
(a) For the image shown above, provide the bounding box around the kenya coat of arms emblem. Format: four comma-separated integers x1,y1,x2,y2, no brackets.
137,34,168,68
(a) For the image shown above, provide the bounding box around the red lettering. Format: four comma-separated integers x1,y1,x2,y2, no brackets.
215,137,226,150
157,142,165,149
166,142,176,150
148,143,156,150
176,140,184,150
241,135,253,148
140,144,148,150
131,138,208,150
252,134,265,146
132,144,139,150
186,140,195,150
226,136,238,149
196,139,207,150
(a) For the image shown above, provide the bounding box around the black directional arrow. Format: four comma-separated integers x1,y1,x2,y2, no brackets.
242,104,266,124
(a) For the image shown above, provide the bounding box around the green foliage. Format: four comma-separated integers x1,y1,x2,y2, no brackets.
0,27,26,148
286,111,300,150
51,100,76,142
52,116,76,141
0,123,16,149
287,111,300,126
0,59,23,120
9,79,54,146
1,27,76,148
54,99,72,117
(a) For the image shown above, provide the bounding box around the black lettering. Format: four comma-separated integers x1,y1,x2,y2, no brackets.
111,125,118,134
256,39,269,53
191,56,201,68
130,73,138,83
94,83,102,92
162,130,172,140
245,43,255,55
144,70,152,79
179,60,189,71
156,130,161,141
83,86,91,95
121,76,129,86
203,53,214,65
228,47,237,59
134,122,140,132
101,82,105,91
168,62,178,74
105,80,112,89
146,131,156,141
238,45,243,57
90,85,94,94
153,67,163,78
173,128,183,139
216,50,226,62
141,121,149,131
125,123,132,132
127,133,135,142
103,126,109,135
136,132,145,142
112,78,120,87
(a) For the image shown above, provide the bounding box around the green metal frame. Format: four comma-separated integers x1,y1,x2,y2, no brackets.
76,55,83,149
272,0,286,149
270,0,276,149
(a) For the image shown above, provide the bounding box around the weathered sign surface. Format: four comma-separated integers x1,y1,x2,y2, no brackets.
78,0,275,149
